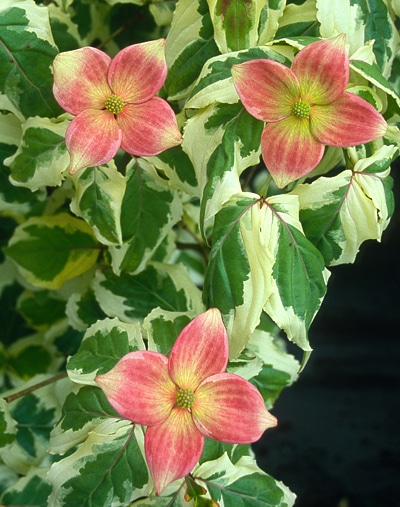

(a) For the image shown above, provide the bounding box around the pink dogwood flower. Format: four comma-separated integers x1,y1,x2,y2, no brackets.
53,39,182,174
95,308,277,495
231,34,387,188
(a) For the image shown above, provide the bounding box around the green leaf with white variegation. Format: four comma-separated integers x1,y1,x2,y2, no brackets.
4,213,99,290
317,0,367,55
0,109,21,147
130,498,173,506
247,329,300,380
7,333,63,381
346,84,384,112
194,453,296,507
0,464,18,497
66,288,107,331
47,3,82,52
108,159,183,274
203,194,255,358
70,163,126,245
144,308,193,356
262,195,329,352
4,116,69,191
0,399,16,449
145,145,198,196
67,318,145,385
0,377,70,474
275,0,317,39
257,0,287,43
183,103,263,232
205,192,328,355
93,262,203,324
47,420,150,507
227,350,264,383
293,145,397,266
50,385,120,456
185,45,290,109
358,0,398,77
0,0,61,118
349,59,400,120
17,290,66,331
317,0,400,76
206,0,267,53
149,1,175,27
164,0,219,101
0,468,51,507
60,386,120,433
0,108,47,214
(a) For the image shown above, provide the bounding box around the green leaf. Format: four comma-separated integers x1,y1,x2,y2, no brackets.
71,164,126,246
48,3,82,52
149,1,175,27
93,262,203,323
66,288,107,331
359,0,398,77
186,46,289,109
60,386,120,433
4,213,100,290
0,110,47,212
10,393,56,458
183,103,263,231
165,0,219,100
17,290,66,331
207,0,267,53
251,365,291,406
146,145,198,196
204,194,270,358
67,318,145,383
48,421,150,507
275,0,318,39
317,0,400,76
5,116,69,191
258,0,288,43
264,207,328,351
144,308,193,356
0,1,61,117
203,194,252,315
350,59,400,119
246,329,300,405
0,399,16,448
200,439,251,467
7,334,61,380
205,193,328,356
0,469,51,507
1,385,65,472
109,160,183,274
293,146,397,266
206,472,291,506
195,453,295,507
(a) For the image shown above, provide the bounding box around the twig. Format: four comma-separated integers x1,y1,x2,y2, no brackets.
2,372,69,404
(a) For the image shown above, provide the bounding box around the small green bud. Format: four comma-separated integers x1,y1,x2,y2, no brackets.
104,94,125,115
176,388,195,409
292,100,311,118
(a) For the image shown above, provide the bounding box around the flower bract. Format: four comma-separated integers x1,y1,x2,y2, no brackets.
231,34,388,188
53,39,182,174
95,308,277,495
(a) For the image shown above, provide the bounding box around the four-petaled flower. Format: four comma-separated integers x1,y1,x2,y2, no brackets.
231,34,387,188
53,39,182,174
95,308,277,495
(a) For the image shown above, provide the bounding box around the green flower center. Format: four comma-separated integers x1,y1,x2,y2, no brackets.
292,100,311,119
176,388,195,409
104,94,125,115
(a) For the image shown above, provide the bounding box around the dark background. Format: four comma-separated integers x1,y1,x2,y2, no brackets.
254,160,400,507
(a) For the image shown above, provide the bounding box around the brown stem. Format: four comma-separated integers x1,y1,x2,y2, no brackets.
3,372,69,404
